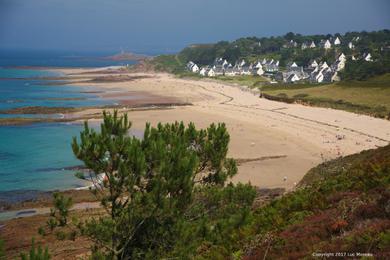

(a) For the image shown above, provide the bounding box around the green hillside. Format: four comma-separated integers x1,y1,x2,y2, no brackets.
151,30,390,81
261,73,390,119
241,144,390,258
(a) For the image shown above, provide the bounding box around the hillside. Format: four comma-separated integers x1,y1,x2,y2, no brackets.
261,73,390,119
1,144,389,258
151,29,390,80
242,144,390,259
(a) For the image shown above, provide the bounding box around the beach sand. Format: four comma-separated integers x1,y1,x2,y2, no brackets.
2,67,390,259
53,68,390,190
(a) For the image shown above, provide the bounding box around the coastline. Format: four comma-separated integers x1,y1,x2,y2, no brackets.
1,66,390,259
1,65,390,212
41,67,390,190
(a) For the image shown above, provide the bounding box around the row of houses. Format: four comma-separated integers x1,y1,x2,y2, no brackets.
275,50,374,84
276,52,370,83
187,58,280,77
186,50,374,83
285,36,358,50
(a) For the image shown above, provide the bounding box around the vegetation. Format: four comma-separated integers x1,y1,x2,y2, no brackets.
244,144,390,258
153,30,390,80
47,193,73,229
2,111,389,258
212,75,268,89
261,73,390,119
0,239,4,259
149,54,185,74
340,52,390,80
20,239,50,260
48,111,255,259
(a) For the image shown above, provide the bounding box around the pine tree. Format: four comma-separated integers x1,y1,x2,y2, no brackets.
71,110,240,259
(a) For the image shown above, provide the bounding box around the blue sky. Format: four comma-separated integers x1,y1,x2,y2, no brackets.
0,0,389,53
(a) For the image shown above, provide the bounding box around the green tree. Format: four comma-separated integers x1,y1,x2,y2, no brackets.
20,239,50,260
0,239,5,259
52,193,72,227
70,111,245,259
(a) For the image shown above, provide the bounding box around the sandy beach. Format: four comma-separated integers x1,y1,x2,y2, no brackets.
51,67,390,189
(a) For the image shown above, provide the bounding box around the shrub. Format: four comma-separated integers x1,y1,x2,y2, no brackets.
20,238,50,260
292,93,309,99
0,239,4,259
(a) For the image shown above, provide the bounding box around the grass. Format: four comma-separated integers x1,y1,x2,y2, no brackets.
261,74,390,119
149,54,185,74
211,75,268,88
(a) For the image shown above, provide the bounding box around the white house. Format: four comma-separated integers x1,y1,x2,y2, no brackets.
254,66,264,76
338,53,346,62
199,67,208,76
254,61,262,69
348,42,355,49
315,71,324,83
331,72,340,82
324,40,332,49
334,37,341,45
191,64,199,73
287,73,300,83
240,66,252,75
264,60,280,72
222,59,229,67
225,67,241,76
187,61,200,73
186,61,195,70
364,53,373,62
333,60,345,72
301,42,308,50
320,62,329,69
291,62,298,68
309,60,318,68
207,68,216,77
310,41,316,48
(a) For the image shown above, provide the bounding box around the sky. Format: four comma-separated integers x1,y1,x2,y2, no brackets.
0,0,389,54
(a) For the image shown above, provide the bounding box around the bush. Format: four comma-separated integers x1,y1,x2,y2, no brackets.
293,93,309,99
0,239,4,259
20,238,50,260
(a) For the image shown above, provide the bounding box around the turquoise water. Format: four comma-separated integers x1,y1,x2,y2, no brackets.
0,68,116,113
0,67,120,196
0,123,86,191
0,67,109,194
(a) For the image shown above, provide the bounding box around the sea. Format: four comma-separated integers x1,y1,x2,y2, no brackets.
0,50,138,203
